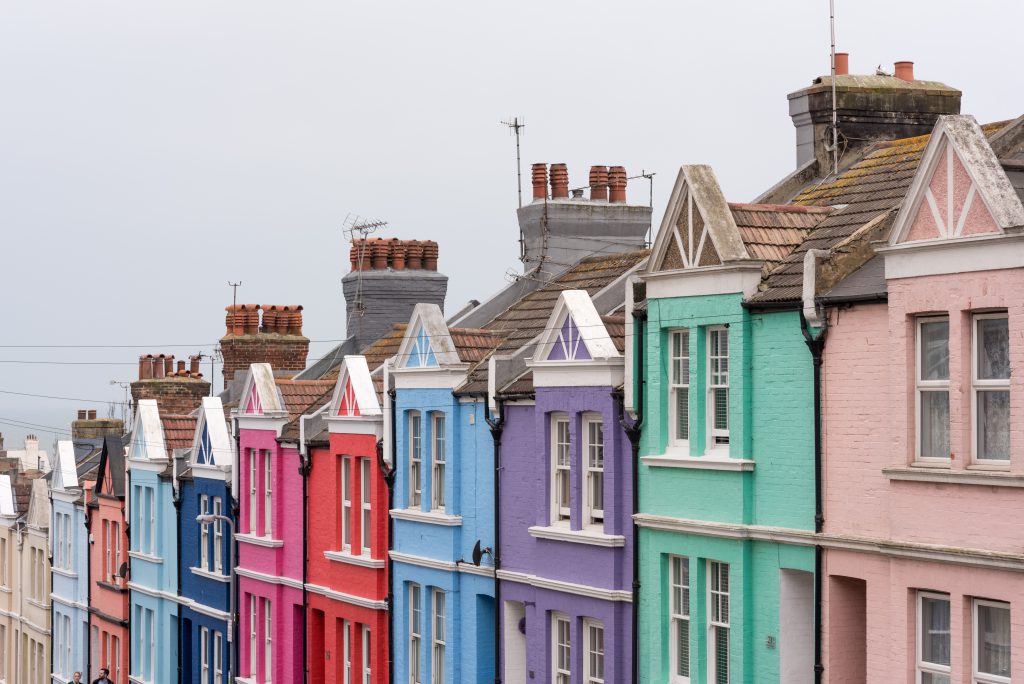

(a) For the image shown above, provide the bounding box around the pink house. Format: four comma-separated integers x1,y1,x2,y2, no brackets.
821,115,1024,683
234,362,333,683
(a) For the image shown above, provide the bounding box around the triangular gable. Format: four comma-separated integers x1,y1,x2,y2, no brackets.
94,435,125,499
535,290,620,362
329,356,382,418
647,165,749,274
0,476,13,517
128,400,166,462
191,397,234,468
53,441,79,491
891,115,1024,245
396,304,462,369
238,363,285,416
27,479,49,527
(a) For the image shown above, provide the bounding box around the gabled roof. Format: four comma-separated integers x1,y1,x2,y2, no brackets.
889,115,1024,245
534,290,620,363
395,304,462,369
163,416,198,453
329,356,382,418
128,399,166,462
748,119,1017,304
26,479,49,528
191,397,233,468
94,435,126,499
728,203,833,273
238,363,285,416
276,379,336,422
53,441,79,491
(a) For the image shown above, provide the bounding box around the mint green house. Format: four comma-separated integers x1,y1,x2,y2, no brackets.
631,166,829,683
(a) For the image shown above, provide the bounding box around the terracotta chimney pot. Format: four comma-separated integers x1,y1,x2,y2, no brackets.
141,354,155,380
589,165,609,201
349,244,360,272
190,355,201,375
392,241,407,271
406,241,424,270
608,166,627,203
177,360,186,374
371,239,389,270
423,241,439,271
87,410,97,420
262,305,278,334
154,354,166,379
894,61,914,81
165,355,175,376
77,410,87,420
531,163,548,200
834,52,849,76
550,163,569,199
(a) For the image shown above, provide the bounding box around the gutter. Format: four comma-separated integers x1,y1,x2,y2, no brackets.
483,398,505,684
617,307,645,684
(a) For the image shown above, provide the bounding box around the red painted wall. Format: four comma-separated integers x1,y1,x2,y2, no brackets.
88,491,130,682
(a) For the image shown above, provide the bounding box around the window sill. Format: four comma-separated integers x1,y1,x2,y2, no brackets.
390,508,462,526
236,533,284,548
641,455,754,471
128,550,163,564
26,598,47,610
528,525,626,547
190,566,230,583
51,567,78,579
0,586,10,594
96,580,128,593
883,466,1024,487
235,678,257,684
324,549,386,569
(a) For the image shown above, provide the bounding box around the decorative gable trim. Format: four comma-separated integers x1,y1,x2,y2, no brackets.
395,304,461,369
128,400,166,462
534,290,620,363
191,397,233,468
53,441,79,491
328,356,382,420
890,115,1024,246
237,363,285,417
0,476,14,517
646,165,749,276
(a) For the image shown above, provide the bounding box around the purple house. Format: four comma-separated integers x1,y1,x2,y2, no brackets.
498,290,631,684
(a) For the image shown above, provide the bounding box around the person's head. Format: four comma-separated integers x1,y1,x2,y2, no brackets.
72,674,81,683
99,668,109,678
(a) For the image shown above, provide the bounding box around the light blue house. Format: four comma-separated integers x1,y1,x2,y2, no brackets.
126,400,194,684
390,304,499,684
50,441,96,682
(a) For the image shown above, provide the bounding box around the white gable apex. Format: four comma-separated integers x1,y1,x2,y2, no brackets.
239,363,285,416
192,397,234,468
53,441,79,491
330,355,382,418
396,304,462,369
535,290,620,362
0,476,14,517
129,399,166,462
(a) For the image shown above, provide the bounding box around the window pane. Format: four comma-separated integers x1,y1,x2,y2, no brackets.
920,673,950,684
675,620,689,676
978,391,1010,460
675,387,689,441
920,320,950,381
977,318,1009,380
921,596,950,666
714,627,729,684
920,392,950,458
977,603,1011,677
713,388,729,432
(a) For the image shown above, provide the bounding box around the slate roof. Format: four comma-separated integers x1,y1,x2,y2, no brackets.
728,203,833,273
748,120,1014,304
821,255,887,303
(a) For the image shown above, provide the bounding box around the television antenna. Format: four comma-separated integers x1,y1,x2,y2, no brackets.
501,117,526,208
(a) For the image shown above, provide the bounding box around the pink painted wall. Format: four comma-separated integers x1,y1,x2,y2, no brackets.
238,577,304,684
821,265,1024,682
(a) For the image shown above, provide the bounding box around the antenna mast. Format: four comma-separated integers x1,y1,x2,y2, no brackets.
501,117,526,208
228,281,242,310
829,0,839,176
342,215,389,336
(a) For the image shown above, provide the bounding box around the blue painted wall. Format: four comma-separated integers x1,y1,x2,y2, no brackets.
51,493,90,680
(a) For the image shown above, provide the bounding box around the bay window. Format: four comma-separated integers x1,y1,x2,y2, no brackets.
212,496,223,572
263,451,273,537
974,314,1010,461
200,494,209,569
432,413,446,511
249,449,258,534
551,414,571,524
917,317,951,460
342,456,352,550
361,459,373,554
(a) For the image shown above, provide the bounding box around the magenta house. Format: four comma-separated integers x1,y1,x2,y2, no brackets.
497,290,632,684
234,362,332,683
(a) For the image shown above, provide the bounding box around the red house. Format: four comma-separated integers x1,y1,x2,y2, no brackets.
306,354,390,683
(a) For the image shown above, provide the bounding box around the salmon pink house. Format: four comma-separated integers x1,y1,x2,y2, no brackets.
234,362,332,683
819,115,1024,683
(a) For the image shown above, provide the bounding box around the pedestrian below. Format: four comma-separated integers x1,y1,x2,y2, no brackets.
92,667,113,684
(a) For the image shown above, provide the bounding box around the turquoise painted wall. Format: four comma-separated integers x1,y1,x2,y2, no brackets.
637,292,817,683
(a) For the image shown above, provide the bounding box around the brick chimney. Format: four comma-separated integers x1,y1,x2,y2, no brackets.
71,410,125,441
220,306,310,386
131,353,212,416
518,162,651,279
788,55,961,169
342,239,448,350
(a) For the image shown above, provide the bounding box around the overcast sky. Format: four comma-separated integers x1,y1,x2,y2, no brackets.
0,0,1020,450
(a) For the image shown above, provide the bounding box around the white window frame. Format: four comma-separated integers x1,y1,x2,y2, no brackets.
263,451,273,538
112,634,122,684
431,413,446,511
669,555,690,683
114,521,122,584
707,327,730,451
409,412,423,508
410,583,423,684
214,630,224,684
343,618,352,684
916,316,951,461
212,497,223,573
147,486,156,554
360,459,372,555
552,612,571,684
583,619,605,684
708,560,730,684
362,625,372,684
342,455,353,550
973,598,1011,684
264,597,273,683
669,329,691,448
249,594,257,677
200,494,210,569
249,449,258,535
916,591,951,683
972,312,1011,462
64,513,72,570
201,626,210,683
432,589,446,684
551,413,571,526
582,413,604,528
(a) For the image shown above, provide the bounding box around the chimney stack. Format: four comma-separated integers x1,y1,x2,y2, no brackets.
132,350,212,416
531,163,548,200
220,304,310,386
71,410,124,441
834,52,849,76
589,166,609,201
550,163,569,199
608,166,627,203
894,60,914,81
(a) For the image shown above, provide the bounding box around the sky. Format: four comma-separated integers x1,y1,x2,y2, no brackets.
0,0,1021,450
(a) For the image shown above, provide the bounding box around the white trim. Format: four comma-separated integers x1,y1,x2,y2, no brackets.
324,549,386,569
642,262,764,300
190,464,230,482
883,467,1024,487
498,569,631,603
529,359,624,389
128,550,164,564
527,526,624,548
190,566,231,583
642,455,754,471
457,562,496,578
973,598,1012,684
235,533,284,548
882,233,1024,279
916,591,951,683
389,551,456,572
304,582,387,611
234,566,305,590
233,416,288,433
325,418,383,437
49,594,88,612
50,567,78,579
390,366,470,390
390,508,462,526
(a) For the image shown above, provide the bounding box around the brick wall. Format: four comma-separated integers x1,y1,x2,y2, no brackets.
220,334,310,384
130,378,210,417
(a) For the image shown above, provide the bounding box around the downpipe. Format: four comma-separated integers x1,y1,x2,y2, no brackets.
484,399,505,684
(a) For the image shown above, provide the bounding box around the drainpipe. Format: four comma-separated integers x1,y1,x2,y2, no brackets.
298,414,314,684
800,248,829,684
483,398,505,684
617,307,645,684
172,460,183,684
231,416,242,684
382,387,399,684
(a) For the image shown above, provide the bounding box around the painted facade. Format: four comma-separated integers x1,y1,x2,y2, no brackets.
498,290,632,684
820,116,1024,683
87,435,130,684
635,166,820,683
179,397,235,684
390,304,498,684
306,355,389,684
50,442,92,683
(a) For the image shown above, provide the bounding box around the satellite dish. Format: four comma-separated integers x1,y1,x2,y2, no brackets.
518,617,526,635
472,540,484,567
118,561,129,579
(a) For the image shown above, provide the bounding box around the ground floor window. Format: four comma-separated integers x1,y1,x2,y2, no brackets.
974,599,1011,684
552,612,571,684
